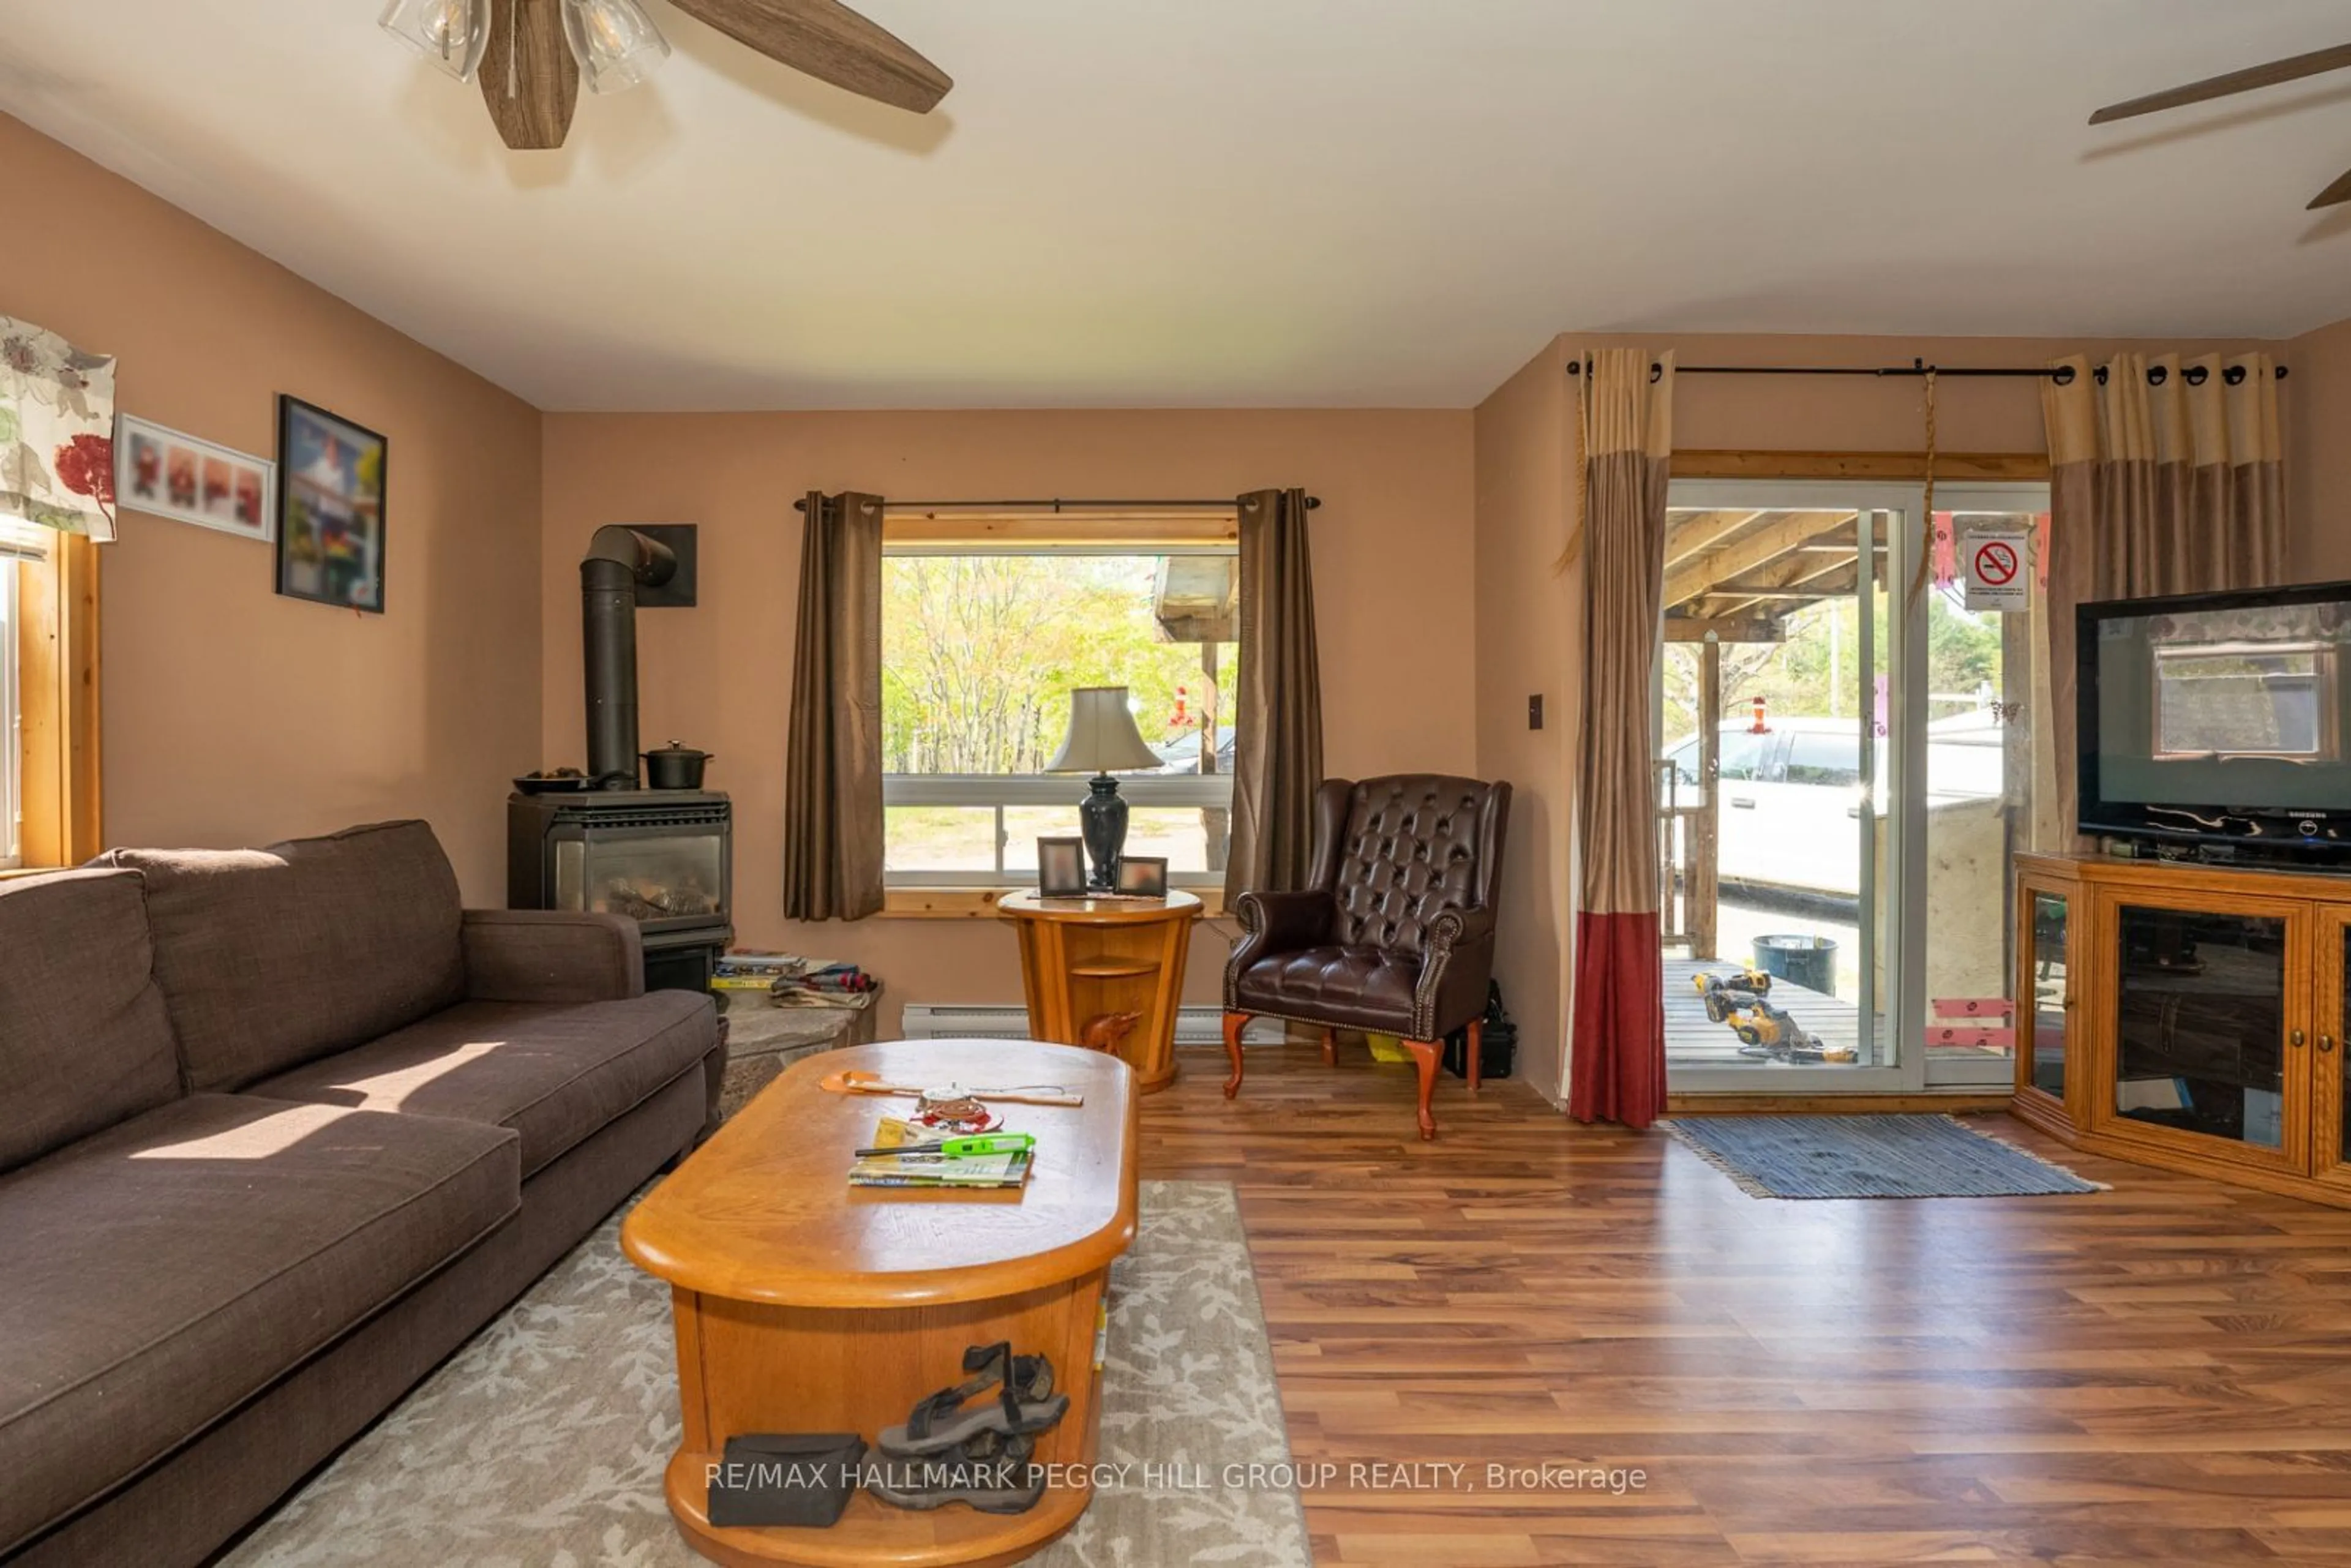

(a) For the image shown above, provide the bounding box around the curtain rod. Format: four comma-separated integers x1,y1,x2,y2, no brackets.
1567,356,2287,387
792,496,1320,512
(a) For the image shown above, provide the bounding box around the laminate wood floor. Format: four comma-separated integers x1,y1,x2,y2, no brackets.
1138,1042,2351,1567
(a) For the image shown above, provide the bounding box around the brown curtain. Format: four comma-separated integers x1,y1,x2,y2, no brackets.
782,491,885,920
1227,487,1324,899
1567,350,1674,1128
2039,352,2285,842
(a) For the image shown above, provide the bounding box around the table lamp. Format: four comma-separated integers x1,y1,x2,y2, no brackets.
1046,687,1164,890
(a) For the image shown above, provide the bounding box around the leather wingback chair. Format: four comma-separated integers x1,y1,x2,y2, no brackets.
1221,775,1511,1140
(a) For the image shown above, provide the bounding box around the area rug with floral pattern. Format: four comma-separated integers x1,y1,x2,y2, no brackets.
225,1180,1308,1568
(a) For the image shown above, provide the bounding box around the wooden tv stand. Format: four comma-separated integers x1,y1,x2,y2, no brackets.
2013,852,2351,1208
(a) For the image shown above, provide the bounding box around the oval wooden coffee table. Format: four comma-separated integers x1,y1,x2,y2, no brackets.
621,1040,1138,1568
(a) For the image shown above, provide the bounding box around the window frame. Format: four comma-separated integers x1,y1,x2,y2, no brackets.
0,525,102,877
880,516,1237,891
1,556,18,868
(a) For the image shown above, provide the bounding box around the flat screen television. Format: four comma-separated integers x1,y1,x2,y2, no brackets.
2079,580,2351,855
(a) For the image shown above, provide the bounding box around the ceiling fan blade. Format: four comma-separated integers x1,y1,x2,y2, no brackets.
2312,164,2351,210
2089,40,2351,124
481,0,580,150
666,0,951,113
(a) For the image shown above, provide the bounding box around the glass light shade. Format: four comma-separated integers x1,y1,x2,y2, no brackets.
562,0,672,94
378,0,490,82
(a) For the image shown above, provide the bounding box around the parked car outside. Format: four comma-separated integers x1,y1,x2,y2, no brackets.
1662,713,2008,898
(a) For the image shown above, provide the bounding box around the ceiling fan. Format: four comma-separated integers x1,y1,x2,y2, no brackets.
380,0,951,150
2090,42,2351,209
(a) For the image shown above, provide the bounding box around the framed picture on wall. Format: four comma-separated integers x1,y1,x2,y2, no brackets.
114,415,276,542
275,396,387,613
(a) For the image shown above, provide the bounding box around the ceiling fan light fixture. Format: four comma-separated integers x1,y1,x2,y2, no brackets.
561,0,672,95
379,0,491,83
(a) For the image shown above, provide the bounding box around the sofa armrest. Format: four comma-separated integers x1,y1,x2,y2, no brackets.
462,910,644,1003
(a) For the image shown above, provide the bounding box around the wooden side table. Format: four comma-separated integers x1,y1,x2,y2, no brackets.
1000,890,1203,1092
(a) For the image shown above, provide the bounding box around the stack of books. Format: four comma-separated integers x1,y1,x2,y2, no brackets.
847,1117,1034,1190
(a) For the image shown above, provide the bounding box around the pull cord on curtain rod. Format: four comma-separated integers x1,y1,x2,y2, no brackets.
793,496,1321,512
1565,355,2289,388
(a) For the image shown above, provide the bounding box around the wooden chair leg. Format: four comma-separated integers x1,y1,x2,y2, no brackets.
1465,1018,1483,1095
1320,1027,1337,1067
1403,1040,1441,1141
1222,1011,1251,1099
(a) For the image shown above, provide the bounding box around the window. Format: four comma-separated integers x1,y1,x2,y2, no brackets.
1783,730,1861,788
0,517,101,872
1,538,18,868
881,512,1239,887
2153,640,2337,760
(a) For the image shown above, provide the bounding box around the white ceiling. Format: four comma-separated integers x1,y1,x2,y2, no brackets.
6,1,2351,410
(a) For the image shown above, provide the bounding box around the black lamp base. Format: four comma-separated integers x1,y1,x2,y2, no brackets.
1079,774,1127,890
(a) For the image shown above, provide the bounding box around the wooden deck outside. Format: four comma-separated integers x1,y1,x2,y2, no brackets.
1663,956,1888,1067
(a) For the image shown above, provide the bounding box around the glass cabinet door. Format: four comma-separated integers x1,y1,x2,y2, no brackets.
2016,883,2072,1107
2092,894,2309,1172
2314,913,2351,1192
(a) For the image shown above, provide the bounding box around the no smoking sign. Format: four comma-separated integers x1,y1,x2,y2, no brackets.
1963,527,2029,612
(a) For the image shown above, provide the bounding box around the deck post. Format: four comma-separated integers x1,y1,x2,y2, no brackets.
1690,634,1722,960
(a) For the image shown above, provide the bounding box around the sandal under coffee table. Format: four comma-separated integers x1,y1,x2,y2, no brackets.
621,1040,1137,1568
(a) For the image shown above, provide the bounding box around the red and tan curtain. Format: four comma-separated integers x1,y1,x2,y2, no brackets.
1568,350,1674,1128
2035,352,2285,843
783,490,886,920
1227,487,1324,899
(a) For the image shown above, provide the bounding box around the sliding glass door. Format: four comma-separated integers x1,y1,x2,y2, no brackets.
1657,479,2049,1093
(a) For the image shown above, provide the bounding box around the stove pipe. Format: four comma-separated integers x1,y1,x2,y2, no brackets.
580,526,678,787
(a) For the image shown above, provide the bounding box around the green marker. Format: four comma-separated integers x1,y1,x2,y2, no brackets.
855,1132,1037,1160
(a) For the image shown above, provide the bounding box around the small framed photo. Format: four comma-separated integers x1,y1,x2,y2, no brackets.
1037,837,1087,898
114,415,276,542
276,396,388,613
1114,856,1169,899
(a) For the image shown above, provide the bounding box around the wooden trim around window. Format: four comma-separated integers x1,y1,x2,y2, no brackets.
882,511,1238,550
15,534,102,870
1671,449,2050,482
882,886,1226,919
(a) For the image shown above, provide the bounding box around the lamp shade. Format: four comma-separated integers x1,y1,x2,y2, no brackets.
1047,688,1164,775
562,0,671,94
380,0,490,81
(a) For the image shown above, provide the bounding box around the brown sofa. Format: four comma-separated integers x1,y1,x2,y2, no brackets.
0,820,722,1568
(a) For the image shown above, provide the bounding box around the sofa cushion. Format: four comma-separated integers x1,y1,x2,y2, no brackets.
103,820,467,1092
0,1093,517,1554
249,991,716,1178
1234,943,1423,1036
0,868,182,1173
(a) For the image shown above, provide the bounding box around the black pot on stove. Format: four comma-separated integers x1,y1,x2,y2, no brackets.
642,741,714,791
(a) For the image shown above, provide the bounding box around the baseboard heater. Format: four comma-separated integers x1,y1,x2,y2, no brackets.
901,1005,1282,1046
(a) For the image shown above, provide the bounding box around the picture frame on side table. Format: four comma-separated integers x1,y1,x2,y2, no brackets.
114,415,276,542
275,395,387,613
1037,837,1087,898
1114,856,1169,899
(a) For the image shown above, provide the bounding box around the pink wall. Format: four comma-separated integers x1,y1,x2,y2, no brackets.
539,410,1475,1034
3,113,544,899
2289,316,2351,582
1475,329,2292,1102
1471,339,1575,1101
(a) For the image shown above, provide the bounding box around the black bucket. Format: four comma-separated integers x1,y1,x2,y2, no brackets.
1752,934,1837,993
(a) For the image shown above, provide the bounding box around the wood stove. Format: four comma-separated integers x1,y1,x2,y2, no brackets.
507,791,732,991
509,525,731,994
